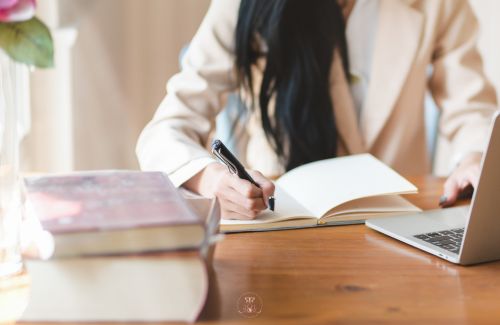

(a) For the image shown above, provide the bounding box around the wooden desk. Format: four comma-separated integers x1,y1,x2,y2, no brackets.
17,176,500,324
197,176,500,324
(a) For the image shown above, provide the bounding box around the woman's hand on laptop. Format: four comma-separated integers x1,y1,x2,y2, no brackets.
440,152,482,208
183,162,275,220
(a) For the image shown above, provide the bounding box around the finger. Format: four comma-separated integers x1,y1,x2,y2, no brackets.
213,177,263,219
453,165,480,200
222,188,267,212
226,175,263,198
221,209,255,220
465,165,480,189
221,210,245,220
247,170,276,208
456,170,477,201
214,183,266,213
442,175,461,207
220,200,258,220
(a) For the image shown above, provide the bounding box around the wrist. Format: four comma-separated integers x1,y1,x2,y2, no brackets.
183,162,225,197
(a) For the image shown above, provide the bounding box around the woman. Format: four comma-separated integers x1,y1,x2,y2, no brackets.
137,0,498,220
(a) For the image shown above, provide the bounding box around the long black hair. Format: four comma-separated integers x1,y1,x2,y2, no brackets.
235,0,349,171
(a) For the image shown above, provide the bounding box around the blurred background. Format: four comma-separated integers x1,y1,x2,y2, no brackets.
21,0,500,174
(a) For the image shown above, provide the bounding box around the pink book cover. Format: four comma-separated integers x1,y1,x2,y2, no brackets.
24,171,201,234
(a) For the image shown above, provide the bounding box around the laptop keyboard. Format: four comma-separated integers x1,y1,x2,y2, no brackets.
413,228,464,254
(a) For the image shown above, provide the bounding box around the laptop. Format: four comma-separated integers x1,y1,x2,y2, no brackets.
366,112,500,265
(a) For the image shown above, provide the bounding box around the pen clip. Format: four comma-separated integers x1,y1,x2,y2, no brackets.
212,148,238,175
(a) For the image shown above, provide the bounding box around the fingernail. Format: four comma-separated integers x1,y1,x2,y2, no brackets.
439,195,448,206
268,196,275,211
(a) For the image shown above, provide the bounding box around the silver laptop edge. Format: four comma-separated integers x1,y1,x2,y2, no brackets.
366,208,464,263
366,111,500,265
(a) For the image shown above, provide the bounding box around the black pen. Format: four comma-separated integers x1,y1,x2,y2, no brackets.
211,139,275,211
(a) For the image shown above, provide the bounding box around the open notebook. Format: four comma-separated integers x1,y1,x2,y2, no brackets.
221,154,420,232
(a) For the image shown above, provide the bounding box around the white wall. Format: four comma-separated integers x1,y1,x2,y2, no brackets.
64,0,211,170
24,0,211,171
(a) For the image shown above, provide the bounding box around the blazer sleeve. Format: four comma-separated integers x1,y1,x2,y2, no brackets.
136,0,240,187
429,0,498,166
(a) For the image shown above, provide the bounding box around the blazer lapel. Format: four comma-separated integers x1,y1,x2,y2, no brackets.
361,0,423,149
330,53,365,154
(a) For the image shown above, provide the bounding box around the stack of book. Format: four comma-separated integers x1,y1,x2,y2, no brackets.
20,171,220,323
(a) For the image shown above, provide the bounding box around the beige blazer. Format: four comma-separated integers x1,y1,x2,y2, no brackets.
137,0,498,187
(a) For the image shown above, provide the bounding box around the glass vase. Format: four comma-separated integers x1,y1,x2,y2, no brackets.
0,50,28,277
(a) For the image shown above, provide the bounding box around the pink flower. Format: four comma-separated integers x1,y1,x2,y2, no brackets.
0,0,36,23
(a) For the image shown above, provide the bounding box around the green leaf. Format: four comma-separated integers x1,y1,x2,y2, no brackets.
0,17,54,68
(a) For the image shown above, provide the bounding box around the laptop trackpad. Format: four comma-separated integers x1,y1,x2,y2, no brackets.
367,206,469,237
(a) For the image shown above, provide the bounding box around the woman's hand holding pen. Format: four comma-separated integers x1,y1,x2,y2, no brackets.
183,162,275,220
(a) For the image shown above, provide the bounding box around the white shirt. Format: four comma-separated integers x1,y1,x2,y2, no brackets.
346,0,380,120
